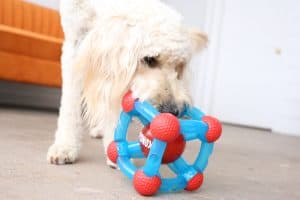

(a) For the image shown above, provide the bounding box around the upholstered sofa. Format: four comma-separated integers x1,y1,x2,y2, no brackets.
0,0,63,87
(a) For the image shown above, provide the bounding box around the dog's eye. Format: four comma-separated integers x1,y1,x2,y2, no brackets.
142,56,158,68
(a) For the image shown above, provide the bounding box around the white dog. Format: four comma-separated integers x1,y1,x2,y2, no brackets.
47,0,207,166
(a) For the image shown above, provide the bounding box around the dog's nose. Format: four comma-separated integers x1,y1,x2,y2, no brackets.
158,102,180,116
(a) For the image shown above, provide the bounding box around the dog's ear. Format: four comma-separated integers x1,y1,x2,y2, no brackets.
74,24,141,117
187,28,208,52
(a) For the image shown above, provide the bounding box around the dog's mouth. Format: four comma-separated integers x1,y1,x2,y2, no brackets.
157,101,180,116
155,100,190,117
129,89,189,117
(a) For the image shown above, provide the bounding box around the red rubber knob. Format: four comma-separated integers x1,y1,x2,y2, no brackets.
185,173,204,191
122,91,135,112
202,116,222,143
107,141,118,164
150,113,180,142
133,170,161,196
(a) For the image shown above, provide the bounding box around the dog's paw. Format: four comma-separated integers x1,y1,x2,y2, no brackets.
106,158,119,169
47,144,78,165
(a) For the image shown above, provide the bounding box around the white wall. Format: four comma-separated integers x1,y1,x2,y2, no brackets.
163,0,210,111
164,0,206,28
207,0,300,136
166,0,300,136
25,0,59,10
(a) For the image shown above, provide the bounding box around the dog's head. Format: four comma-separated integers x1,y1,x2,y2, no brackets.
77,3,207,122
130,26,207,116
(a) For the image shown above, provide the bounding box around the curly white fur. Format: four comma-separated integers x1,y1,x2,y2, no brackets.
47,0,207,166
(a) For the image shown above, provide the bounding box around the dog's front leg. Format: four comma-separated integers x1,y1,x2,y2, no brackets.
47,43,84,165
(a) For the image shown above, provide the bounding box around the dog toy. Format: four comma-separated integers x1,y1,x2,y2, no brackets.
107,91,222,196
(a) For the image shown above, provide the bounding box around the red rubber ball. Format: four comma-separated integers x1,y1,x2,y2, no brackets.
133,170,161,196
140,126,186,163
122,91,135,112
107,141,118,164
185,173,204,191
150,113,180,142
202,116,222,143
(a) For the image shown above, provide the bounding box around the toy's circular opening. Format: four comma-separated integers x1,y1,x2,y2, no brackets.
139,126,186,164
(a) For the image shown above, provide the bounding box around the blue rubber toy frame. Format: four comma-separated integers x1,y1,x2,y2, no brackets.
114,100,215,193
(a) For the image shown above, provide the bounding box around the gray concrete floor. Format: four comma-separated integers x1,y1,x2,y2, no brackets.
0,107,299,200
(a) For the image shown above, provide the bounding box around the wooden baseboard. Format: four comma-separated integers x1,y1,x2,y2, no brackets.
0,80,61,110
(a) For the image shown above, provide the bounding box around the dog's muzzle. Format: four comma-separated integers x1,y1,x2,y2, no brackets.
158,101,181,116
